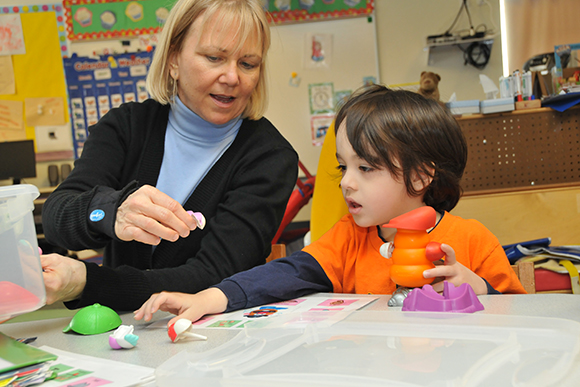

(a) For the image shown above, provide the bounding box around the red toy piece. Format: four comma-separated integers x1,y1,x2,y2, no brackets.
168,319,207,343
382,207,445,288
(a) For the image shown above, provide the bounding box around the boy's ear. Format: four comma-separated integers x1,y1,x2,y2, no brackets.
412,164,435,192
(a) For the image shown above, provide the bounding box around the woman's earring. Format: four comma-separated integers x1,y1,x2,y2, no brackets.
171,77,178,103
169,64,178,102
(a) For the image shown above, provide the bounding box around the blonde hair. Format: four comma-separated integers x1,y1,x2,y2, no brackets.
146,0,270,120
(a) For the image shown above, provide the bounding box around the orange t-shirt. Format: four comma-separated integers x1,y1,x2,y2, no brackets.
303,211,526,294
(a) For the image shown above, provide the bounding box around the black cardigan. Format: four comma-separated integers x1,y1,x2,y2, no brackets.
42,99,298,311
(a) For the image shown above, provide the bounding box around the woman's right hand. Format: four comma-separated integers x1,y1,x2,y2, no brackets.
134,288,229,327
41,254,87,304
114,185,198,245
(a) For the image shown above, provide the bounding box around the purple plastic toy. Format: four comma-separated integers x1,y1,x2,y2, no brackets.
402,281,484,313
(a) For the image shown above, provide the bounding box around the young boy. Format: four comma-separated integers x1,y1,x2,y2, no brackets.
134,85,526,326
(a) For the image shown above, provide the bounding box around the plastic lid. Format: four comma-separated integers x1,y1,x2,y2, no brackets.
63,303,122,335
0,184,39,200
382,206,436,230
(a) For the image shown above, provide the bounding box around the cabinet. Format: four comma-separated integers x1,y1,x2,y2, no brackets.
451,106,580,246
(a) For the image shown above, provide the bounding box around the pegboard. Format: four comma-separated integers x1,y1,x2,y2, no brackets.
457,106,580,194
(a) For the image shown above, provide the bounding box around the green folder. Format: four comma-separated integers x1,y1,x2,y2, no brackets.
0,332,57,374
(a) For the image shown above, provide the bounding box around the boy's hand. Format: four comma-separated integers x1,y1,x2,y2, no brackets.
422,244,487,295
133,288,228,327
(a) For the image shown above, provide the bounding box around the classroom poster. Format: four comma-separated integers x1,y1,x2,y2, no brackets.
308,82,334,114
0,14,25,55
63,49,154,158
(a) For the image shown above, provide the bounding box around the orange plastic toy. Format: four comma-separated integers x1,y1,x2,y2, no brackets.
382,206,445,288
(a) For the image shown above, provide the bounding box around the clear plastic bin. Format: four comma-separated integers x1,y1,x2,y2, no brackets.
0,184,45,323
156,311,580,387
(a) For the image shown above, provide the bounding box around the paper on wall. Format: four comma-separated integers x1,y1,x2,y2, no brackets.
0,99,23,130
24,97,66,127
0,14,25,56
0,55,15,95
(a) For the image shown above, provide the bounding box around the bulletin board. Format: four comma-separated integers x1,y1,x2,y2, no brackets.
266,0,373,24
0,4,69,157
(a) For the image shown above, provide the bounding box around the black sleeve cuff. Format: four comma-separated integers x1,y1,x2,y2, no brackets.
483,278,502,294
87,180,139,240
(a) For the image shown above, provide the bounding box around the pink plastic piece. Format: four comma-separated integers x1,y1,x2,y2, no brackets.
186,210,206,230
109,325,139,349
109,336,123,349
402,281,485,313
0,281,41,317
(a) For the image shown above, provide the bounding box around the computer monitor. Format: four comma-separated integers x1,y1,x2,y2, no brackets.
0,140,37,184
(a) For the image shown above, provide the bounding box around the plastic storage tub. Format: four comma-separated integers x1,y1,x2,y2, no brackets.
155,310,580,387
0,184,45,323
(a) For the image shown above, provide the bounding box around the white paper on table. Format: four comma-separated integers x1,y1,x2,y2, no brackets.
38,346,154,387
147,295,379,330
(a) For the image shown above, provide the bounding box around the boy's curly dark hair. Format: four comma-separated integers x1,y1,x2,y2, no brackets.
334,84,467,212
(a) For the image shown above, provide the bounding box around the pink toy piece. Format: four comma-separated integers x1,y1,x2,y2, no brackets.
402,281,484,313
168,318,207,343
382,206,437,231
109,336,123,349
186,210,206,230
108,324,139,349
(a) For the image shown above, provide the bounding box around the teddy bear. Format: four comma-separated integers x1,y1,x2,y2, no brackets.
417,71,441,102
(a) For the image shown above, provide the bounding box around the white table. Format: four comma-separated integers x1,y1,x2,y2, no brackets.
1,294,579,369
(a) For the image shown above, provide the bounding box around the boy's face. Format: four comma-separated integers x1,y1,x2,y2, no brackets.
335,123,425,239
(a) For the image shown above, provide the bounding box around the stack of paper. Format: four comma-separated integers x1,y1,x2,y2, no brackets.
0,333,57,386
1,333,154,386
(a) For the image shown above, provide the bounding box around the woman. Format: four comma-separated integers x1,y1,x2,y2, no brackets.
41,0,298,311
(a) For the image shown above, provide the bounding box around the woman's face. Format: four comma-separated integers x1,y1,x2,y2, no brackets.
335,122,425,238
171,14,262,124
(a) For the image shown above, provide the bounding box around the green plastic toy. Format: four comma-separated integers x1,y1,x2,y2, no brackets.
63,303,122,335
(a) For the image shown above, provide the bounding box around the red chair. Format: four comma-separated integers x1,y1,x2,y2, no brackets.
272,160,315,244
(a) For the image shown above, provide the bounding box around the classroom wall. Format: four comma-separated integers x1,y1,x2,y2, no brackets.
376,0,503,102
1,1,503,186
0,0,556,227
284,0,505,221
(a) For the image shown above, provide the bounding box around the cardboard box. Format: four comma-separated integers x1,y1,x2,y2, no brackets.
515,99,541,110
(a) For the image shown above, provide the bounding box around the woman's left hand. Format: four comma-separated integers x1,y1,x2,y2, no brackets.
41,254,87,304
422,243,487,295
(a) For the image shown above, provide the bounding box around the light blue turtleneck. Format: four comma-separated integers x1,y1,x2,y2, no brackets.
156,96,242,206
